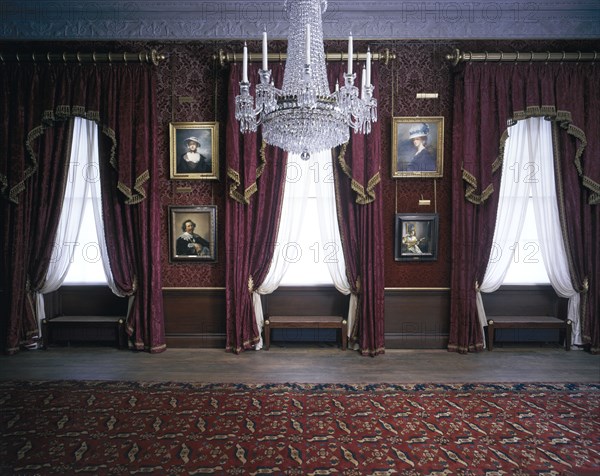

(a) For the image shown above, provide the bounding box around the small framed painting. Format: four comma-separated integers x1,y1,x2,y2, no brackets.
394,213,439,261
392,116,444,178
169,205,217,262
170,122,219,180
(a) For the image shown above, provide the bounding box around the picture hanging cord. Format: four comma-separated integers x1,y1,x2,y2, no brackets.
395,180,398,214
393,59,398,215
214,55,219,123
434,179,437,214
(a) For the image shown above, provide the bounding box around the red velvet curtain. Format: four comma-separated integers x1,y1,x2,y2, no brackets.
449,62,600,353
329,63,386,356
0,66,73,353
225,63,288,353
96,67,165,353
0,62,165,354
224,59,385,355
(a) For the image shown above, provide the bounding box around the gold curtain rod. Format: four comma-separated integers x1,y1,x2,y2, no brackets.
215,48,396,67
0,49,166,65
447,48,600,66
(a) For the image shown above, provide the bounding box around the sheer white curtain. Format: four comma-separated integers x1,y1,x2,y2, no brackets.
477,117,580,345
87,126,122,297
251,153,312,349
252,150,353,348
313,151,356,340
35,117,122,338
530,123,581,345
35,118,96,331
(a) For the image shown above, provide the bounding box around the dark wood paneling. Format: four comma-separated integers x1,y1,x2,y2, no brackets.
162,287,453,349
481,285,567,318
45,286,128,318
384,289,450,349
38,285,569,350
263,286,350,317
482,285,568,344
163,288,226,348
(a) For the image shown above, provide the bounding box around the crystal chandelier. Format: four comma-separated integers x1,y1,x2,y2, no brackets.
235,0,377,160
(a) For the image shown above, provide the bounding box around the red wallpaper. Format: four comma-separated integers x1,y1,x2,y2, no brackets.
156,39,457,288
154,38,599,288
9,38,596,289
155,42,229,288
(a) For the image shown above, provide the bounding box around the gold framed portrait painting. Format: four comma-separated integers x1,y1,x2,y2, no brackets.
392,116,444,178
170,122,219,180
168,205,217,262
394,213,439,261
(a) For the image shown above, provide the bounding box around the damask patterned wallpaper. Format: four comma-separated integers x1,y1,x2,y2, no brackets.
156,38,457,288
156,38,598,289
6,38,597,289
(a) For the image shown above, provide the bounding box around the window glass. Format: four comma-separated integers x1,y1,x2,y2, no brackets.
62,120,107,285
278,158,335,286
501,195,550,285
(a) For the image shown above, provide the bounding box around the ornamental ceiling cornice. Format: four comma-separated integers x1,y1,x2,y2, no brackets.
1,0,599,40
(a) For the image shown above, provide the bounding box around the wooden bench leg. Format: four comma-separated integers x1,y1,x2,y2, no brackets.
117,319,126,349
565,319,572,351
41,319,48,350
264,319,271,350
487,320,495,351
341,319,348,350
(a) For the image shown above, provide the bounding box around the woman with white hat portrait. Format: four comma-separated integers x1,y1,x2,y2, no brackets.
177,136,211,174
407,123,436,172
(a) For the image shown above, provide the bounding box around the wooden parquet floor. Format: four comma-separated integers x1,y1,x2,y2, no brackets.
1,344,598,383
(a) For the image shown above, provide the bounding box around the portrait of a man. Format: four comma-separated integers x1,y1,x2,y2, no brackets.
176,218,211,257
169,206,217,262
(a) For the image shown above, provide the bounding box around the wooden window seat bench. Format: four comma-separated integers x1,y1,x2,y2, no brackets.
487,315,572,351
264,315,348,350
42,315,127,350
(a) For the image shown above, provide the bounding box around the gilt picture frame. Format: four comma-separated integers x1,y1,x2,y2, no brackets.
170,122,219,180
392,116,444,178
394,213,439,261
169,205,217,262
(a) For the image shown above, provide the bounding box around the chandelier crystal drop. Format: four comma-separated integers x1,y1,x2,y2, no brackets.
235,0,377,160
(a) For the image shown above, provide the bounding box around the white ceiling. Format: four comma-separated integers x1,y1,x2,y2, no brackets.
2,0,599,40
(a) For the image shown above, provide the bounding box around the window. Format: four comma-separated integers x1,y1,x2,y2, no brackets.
278,153,340,286
60,118,108,285
489,117,552,286
501,193,550,285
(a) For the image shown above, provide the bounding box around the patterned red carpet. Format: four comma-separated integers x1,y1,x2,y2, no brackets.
1,381,599,475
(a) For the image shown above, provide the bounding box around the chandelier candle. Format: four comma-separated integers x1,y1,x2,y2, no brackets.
348,34,353,75
262,31,268,71
305,24,311,65
242,42,248,83
366,48,371,86
235,0,377,158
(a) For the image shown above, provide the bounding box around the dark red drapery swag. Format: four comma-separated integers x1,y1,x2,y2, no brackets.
449,62,600,353
329,63,385,356
0,62,165,354
225,63,288,353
